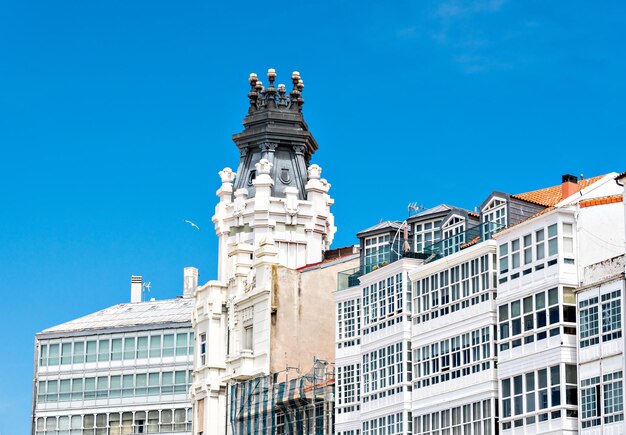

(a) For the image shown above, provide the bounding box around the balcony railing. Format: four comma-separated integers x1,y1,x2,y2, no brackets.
336,221,505,291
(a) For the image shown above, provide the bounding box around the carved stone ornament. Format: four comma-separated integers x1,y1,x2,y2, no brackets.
308,164,322,180
260,143,278,153
279,168,291,184
247,69,304,113
255,158,273,175
219,167,236,184
233,188,248,217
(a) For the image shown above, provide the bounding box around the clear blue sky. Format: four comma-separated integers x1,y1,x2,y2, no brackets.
1,0,625,432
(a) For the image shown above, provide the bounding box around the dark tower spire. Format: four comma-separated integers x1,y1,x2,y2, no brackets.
232,69,318,200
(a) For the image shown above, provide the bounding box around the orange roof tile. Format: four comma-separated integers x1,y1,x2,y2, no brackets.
511,175,605,207
579,194,623,208
468,211,480,219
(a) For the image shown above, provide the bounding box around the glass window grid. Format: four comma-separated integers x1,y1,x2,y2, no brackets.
412,326,494,390
362,412,407,435
414,220,443,254
578,289,623,348
34,408,192,435
581,371,625,427
500,364,577,429
364,234,391,272
361,342,408,403
38,330,194,368
441,217,466,257
498,222,571,280
498,287,575,351
483,198,507,228
36,369,193,403
414,398,493,435
337,363,361,412
412,254,495,326
362,273,405,331
337,298,361,349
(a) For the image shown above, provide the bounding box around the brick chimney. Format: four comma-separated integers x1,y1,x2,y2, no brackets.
561,174,578,199
131,275,142,303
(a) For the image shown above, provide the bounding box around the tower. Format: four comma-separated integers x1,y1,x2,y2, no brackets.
192,69,338,435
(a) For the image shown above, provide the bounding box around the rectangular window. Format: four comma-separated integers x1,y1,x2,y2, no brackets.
111,338,123,361
136,336,149,358
176,333,188,356
61,343,72,365
523,235,532,265
123,337,135,360
548,224,558,256
200,333,207,365
73,341,85,364
97,339,110,362
85,341,97,362
499,244,508,273
162,334,175,357
149,335,161,358
243,326,253,351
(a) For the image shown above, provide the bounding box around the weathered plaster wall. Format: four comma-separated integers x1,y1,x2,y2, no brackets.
269,257,359,377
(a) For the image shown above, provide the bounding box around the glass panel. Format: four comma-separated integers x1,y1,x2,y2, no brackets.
73,341,85,364
149,335,161,358
86,340,97,362
98,339,110,362
111,338,123,361
162,334,175,356
121,337,134,361
137,336,149,358
61,343,72,364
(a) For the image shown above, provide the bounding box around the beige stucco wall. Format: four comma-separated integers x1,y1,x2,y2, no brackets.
269,256,359,377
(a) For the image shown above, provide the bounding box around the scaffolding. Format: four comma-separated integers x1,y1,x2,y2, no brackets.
229,359,335,435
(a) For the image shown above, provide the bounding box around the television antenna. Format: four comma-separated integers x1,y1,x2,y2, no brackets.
408,202,423,217
142,282,151,301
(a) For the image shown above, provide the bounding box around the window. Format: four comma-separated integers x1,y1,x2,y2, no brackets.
580,297,599,347
364,234,391,272
415,220,442,254
499,244,508,274
243,326,253,352
604,371,624,423
414,399,493,435
483,198,507,227
500,364,576,429
200,333,207,365
602,290,622,342
413,326,493,390
547,224,558,256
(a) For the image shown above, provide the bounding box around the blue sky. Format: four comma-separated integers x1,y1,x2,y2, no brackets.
0,0,625,432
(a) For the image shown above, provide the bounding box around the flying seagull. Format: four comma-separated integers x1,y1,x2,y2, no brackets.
184,220,200,230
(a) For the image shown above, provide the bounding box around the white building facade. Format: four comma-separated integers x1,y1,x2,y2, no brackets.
191,69,340,435
33,275,195,435
494,173,624,434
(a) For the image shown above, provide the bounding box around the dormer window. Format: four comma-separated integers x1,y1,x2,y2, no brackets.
414,220,443,253
482,198,507,227
441,215,466,256
364,234,391,273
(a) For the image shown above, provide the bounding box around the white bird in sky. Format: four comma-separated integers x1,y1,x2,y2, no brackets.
184,220,200,230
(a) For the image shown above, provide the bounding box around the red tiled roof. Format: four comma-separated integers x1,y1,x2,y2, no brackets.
580,194,623,208
511,175,605,207
468,211,480,219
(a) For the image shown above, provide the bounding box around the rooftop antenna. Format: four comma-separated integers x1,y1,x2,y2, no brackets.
142,282,151,301
408,202,423,217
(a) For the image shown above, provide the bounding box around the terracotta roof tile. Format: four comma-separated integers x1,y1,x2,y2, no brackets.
468,211,480,218
579,194,623,208
511,175,605,207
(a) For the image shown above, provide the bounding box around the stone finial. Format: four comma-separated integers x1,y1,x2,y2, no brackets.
308,164,322,180
219,167,236,184
247,69,304,112
255,158,273,175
